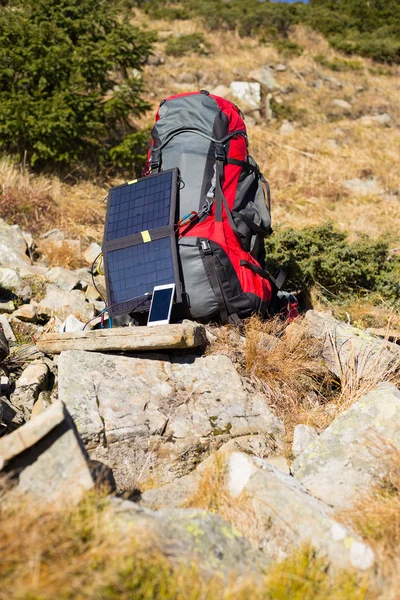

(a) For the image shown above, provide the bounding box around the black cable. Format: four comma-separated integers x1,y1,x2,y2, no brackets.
82,293,151,330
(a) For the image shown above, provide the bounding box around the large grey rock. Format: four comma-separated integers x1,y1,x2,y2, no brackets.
235,454,375,572
292,383,400,511
58,351,284,491
140,451,374,572
112,499,268,579
0,401,96,504
10,361,50,419
0,219,30,268
37,285,95,322
303,310,400,380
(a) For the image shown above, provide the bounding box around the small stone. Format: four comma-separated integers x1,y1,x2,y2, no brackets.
31,391,51,419
344,177,384,196
0,268,25,296
11,304,37,323
37,285,95,322
249,66,279,90
0,301,15,314
46,267,81,292
59,314,85,333
360,113,391,126
0,218,31,268
333,98,352,110
0,314,16,343
292,424,318,458
147,53,165,66
85,284,102,302
275,63,286,72
83,243,102,265
230,81,261,109
210,85,231,98
40,229,65,243
11,361,50,419
279,120,295,135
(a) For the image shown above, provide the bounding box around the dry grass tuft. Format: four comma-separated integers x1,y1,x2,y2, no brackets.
244,315,333,436
343,440,400,599
38,239,86,270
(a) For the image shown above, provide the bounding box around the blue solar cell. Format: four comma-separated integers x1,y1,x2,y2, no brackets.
107,237,175,313
106,171,173,241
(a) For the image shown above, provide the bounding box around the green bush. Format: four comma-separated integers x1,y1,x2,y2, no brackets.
0,0,155,170
152,0,400,65
314,54,363,72
265,223,400,304
273,39,303,58
165,33,209,57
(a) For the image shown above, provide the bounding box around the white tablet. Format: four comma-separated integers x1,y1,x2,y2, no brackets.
147,284,175,327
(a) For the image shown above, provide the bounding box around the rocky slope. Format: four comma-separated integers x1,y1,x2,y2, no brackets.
1,216,400,595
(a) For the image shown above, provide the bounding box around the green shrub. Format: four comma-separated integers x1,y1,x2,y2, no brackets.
0,0,155,171
165,33,209,57
314,54,363,72
265,223,400,304
273,39,303,58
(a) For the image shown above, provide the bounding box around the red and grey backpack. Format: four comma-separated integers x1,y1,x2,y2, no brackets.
147,90,285,324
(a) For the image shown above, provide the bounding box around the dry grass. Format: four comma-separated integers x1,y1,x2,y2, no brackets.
0,156,106,242
0,489,370,600
342,441,400,599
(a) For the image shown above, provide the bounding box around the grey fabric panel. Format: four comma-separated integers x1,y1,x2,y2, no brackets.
155,94,221,218
178,237,218,319
158,134,212,218
233,156,271,252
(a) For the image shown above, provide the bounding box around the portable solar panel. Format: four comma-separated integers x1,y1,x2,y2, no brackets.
103,168,181,317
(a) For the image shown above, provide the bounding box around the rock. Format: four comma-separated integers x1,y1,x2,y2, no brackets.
46,267,81,292
0,401,97,505
327,138,339,148
292,424,318,458
229,81,261,109
332,98,352,110
11,304,37,323
112,499,268,579
360,113,391,126
0,268,25,296
0,314,16,343
83,242,102,265
292,383,400,511
0,219,30,268
0,324,9,361
234,454,375,572
36,285,95,322
147,52,165,66
263,455,290,474
84,283,102,302
10,361,50,419
275,63,286,72
365,327,400,344
323,75,343,90
0,397,24,432
303,310,400,380
0,301,15,314
344,177,384,196
31,391,51,419
40,229,65,243
59,314,85,333
279,120,295,135
141,451,374,573
58,351,284,490
209,84,231,98
37,320,207,354
249,66,279,90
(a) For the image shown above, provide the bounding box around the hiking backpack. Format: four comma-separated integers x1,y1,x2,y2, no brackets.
147,90,284,324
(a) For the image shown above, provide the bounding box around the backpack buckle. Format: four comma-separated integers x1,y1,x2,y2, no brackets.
214,143,226,162
200,240,212,255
